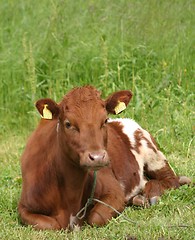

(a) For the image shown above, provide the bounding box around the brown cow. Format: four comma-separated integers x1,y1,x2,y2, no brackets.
18,86,191,230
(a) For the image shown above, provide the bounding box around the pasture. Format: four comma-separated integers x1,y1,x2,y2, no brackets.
0,0,194,239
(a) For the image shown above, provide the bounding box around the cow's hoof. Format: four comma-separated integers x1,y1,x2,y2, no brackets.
179,176,191,185
149,196,160,205
132,195,149,207
69,214,80,231
125,235,137,240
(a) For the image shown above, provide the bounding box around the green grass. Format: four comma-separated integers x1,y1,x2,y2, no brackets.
0,0,194,239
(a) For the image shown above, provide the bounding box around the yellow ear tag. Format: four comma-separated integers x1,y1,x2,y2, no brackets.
114,101,126,114
42,104,52,120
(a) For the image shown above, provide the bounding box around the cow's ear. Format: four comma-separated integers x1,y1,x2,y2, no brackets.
105,90,133,114
35,98,60,120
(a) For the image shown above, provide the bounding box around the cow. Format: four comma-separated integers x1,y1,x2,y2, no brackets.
18,85,191,230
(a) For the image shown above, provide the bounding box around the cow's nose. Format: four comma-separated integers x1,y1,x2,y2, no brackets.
88,150,106,162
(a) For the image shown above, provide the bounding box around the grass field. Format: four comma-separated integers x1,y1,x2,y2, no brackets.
0,0,194,239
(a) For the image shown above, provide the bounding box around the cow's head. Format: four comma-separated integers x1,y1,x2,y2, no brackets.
36,86,132,170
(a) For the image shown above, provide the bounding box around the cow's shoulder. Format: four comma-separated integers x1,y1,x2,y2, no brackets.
108,118,141,143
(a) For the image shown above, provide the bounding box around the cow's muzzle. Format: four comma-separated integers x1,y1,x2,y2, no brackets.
80,150,109,170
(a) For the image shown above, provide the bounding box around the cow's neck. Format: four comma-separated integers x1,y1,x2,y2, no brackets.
58,152,89,215
56,128,90,215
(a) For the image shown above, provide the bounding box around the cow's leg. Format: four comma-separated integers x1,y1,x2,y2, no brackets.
87,172,125,226
88,191,125,226
144,156,180,204
18,203,61,230
133,128,190,204
144,173,192,205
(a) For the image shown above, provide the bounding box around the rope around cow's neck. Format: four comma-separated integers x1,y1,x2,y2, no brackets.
75,171,136,224
76,171,97,220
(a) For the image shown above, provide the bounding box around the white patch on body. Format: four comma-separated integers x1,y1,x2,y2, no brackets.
135,128,166,171
109,118,167,200
109,118,141,148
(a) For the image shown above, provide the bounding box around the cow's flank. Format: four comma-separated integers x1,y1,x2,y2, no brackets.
18,85,191,230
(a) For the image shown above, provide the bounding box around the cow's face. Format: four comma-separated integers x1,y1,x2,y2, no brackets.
36,86,132,170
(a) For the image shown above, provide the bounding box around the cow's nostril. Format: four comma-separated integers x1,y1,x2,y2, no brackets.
88,151,105,162
89,153,95,161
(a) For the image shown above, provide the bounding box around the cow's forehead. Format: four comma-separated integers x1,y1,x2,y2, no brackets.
65,86,102,102
60,86,106,120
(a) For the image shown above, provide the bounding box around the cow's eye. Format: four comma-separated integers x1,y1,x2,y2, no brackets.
64,119,79,132
65,120,71,129
101,118,108,128
104,118,108,124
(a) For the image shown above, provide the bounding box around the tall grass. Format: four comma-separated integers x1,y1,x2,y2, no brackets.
0,1,194,129
0,0,194,239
